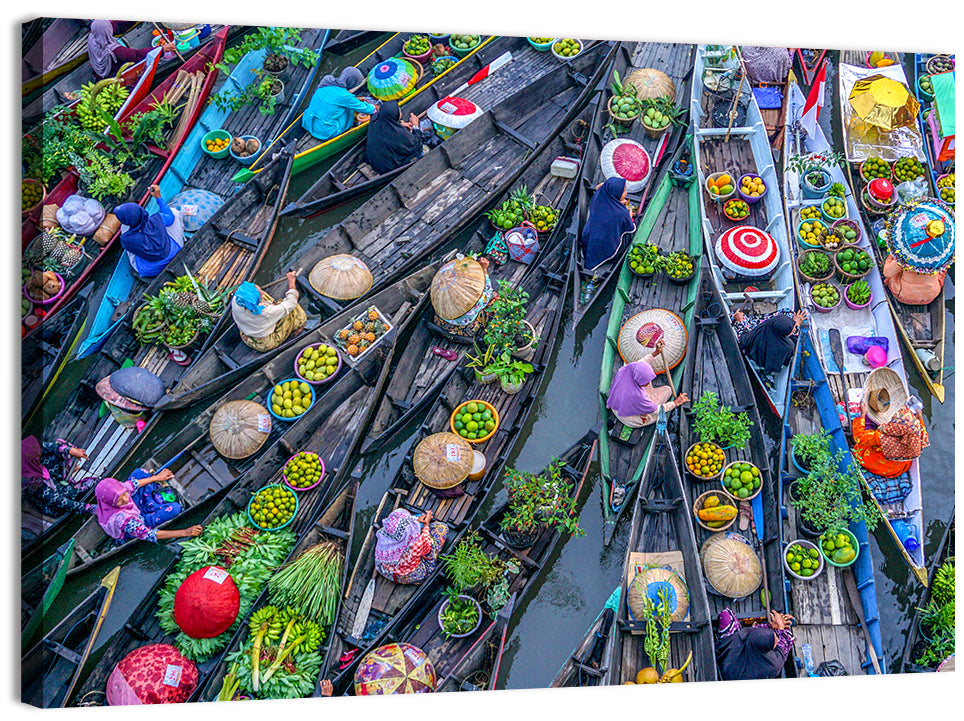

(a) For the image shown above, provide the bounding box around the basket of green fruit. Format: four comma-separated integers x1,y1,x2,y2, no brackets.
796,218,827,249
784,539,824,581
403,34,433,63
294,342,341,385
810,282,841,313
640,99,674,139
830,218,861,246
527,37,555,51
529,203,558,234
487,185,531,231
162,321,201,350
450,399,499,443
661,250,696,285
723,198,750,221
834,247,872,283
282,451,326,492
844,279,872,310
917,74,935,100
429,33,450,44
449,34,481,57
819,528,859,568
893,156,925,184
430,55,458,75
551,39,582,61
608,92,640,128
720,460,762,501
626,242,659,277
937,173,954,207
820,195,847,223
268,378,315,422
797,249,834,284
925,54,954,75
21,179,46,217
248,483,299,531
860,157,892,183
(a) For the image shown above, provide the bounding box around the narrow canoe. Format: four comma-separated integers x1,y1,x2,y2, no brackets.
21,538,76,653
21,565,120,708
793,49,828,90
549,587,619,688
323,29,386,56
911,53,955,185
570,40,696,326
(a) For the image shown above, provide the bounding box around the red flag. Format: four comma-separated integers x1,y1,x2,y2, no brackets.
800,60,827,137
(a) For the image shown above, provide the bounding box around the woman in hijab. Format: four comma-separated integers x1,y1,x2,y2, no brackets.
88,19,174,82
94,468,202,545
732,308,805,376
715,608,795,680
231,271,307,352
374,509,448,585
21,437,98,519
581,177,636,272
302,67,377,141
115,184,186,278
365,101,427,174
606,341,689,427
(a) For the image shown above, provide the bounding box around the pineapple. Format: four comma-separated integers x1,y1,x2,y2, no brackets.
60,244,83,267
365,322,376,333
382,323,390,332
509,184,534,215
337,329,350,340
346,344,360,356
352,320,364,331
367,308,379,321
348,333,361,346
41,230,59,255
363,332,376,342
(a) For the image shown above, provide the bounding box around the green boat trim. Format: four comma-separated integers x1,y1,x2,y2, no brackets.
21,538,75,653
596,135,703,544
232,34,498,183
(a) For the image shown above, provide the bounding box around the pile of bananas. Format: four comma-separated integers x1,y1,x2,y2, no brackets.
75,78,129,130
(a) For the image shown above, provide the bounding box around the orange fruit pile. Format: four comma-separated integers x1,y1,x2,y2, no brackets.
206,136,229,152
707,173,734,197
686,442,725,478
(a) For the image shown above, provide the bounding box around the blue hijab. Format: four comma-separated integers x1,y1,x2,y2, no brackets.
581,177,635,272
116,203,172,262
234,282,263,315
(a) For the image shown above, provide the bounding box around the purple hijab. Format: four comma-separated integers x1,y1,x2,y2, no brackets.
88,20,122,80
607,359,659,417
94,478,141,540
374,509,421,566
116,203,173,262
21,437,52,488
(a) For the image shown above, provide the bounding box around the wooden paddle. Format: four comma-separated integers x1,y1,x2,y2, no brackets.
844,568,884,675
151,22,186,63
748,496,773,619
262,267,305,291
829,328,854,437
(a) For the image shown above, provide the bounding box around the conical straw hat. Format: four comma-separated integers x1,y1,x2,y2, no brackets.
209,400,272,460
625,68,676,102
309,254,374,301
700,532,762,599
626,565,690,623
430,257,486,321
617,309,687,372
862,367,907,425
412,433,473,490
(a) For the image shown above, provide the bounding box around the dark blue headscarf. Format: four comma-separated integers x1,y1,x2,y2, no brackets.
115,203,172,263
581,177,635,272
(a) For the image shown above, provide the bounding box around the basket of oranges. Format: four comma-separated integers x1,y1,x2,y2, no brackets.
721,460,762,501
705,172,736,203
685,442,726,481
202,129,232,158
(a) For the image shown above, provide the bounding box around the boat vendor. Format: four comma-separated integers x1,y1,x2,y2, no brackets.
715,608,795,681
231,272,308,352
301,67,377,142
95,365,166,429
852,367,928,506
731,308,806,376
374,509,448,585
88,19,174,81
94,470,202,544
606,340,689,428
116,185,186,279
429,256,495,340
581,177,636,272
21,436,98,519
365,100,434,174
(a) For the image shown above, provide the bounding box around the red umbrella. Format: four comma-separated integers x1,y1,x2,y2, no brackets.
715,225,780,277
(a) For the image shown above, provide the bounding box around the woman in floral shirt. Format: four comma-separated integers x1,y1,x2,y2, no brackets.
94,469,202,544
374,509,448,584
21,436,98,519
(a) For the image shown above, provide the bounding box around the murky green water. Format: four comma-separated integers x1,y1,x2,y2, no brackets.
35,43,953,691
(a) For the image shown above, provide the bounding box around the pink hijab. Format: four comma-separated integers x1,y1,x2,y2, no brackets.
95,478,141,539
374,509,421,566
21,437,52,488
89,19,122,79
606,358,659,417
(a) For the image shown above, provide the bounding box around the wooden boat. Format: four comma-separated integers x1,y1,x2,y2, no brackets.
901,505,954,672
285,41,615,324
281,35,587,218
21,283,93,427
596,133,702,545
323,29,386,56
606,411,717,684
359,100,594,453
911,53,954,191
21,565,120,708
432,594,515,692
678,269,788,625
549,587,619,687
58,244,424,578
787,77,928,583
329,431,597,695
21,538,75,653
793,49,827,89
21,152,293,569
780,328,887,675
23,28,230,341
690,43,797,418
320,225,574,693
232,32,498,183
570,41,696,326
837,51,947,404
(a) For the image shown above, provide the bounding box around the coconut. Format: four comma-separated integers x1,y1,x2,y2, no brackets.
232,137,246,155
106,643,199,705
245,138,260,154
173,566,240,639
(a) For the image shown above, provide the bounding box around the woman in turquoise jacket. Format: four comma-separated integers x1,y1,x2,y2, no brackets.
302,67,376,141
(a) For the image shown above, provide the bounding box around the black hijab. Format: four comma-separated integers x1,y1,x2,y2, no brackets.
365,101,422,175
739,313,795,374
716,626,784,680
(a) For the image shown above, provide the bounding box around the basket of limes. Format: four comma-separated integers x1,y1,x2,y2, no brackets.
720,460,762,500
859,157,891,183
527,37,555,51
834,247,872,283
450,399,499,443
294,342,341,385
282,451,326,492
685,442,726,482
819,529,859,568
551,39,583,61
268,378,315,421
809,282,841,313
784,539,824,580
248,484,299,531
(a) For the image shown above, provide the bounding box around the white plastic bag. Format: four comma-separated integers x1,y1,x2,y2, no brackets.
56,194,106,236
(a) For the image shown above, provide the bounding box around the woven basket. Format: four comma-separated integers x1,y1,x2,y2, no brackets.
810,282,842,313
796,250,834,285
209,400,271,459
413,432,473,489
705,171,736,203
21,179,46,217
816,225,848,252
830,218,862,246
640,115,671,140
700,532,762,599
859,158,892,184
626,565,689,623
607,95,638,129
684,442,725,482
833,249,872,284
720,460,762,501
693,490,738,532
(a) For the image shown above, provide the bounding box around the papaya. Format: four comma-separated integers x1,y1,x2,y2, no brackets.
833,546,856,565
698,504,737,522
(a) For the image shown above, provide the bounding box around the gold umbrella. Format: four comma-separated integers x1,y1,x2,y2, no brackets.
848,75,920,131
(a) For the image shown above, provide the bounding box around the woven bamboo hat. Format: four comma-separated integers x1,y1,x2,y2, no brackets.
625,68,676,102
309,254,374,300
412,433,473,490
430,257,486,321
617,309,688,372
209,400,272,460
862,367,907,425
626,565,690,623
700,532,762,599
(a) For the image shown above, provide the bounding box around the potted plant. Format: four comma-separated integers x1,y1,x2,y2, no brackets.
499,460,584,549
487,351,534,394
438,586,482,638
484,280,539,359
71,150,135,203
691,391,751,448
790,432,830,474
790,448,880,540
465,343,497,384
787,150,845,199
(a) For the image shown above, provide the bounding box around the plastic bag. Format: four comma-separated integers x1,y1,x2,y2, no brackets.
896,178,928,203
816,660,848,677
56,194,105,236
505,222,540,264
846,335,890,355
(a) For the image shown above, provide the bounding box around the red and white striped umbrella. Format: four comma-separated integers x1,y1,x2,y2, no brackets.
600,138,651,193
715,225,780,277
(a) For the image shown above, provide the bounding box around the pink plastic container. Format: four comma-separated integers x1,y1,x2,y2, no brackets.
282,451,326,492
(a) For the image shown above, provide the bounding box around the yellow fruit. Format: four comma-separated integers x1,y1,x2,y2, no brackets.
704,495,720,508
636,667,659,684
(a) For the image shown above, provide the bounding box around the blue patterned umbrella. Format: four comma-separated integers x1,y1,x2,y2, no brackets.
367,57,420,101
885,198,955,272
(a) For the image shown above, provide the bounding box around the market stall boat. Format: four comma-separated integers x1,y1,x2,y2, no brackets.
793,48,828,89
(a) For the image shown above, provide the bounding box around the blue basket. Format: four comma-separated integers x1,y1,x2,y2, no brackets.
527,37,555,52
247,483,299,531
267,377,315,422
230,135,261,166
